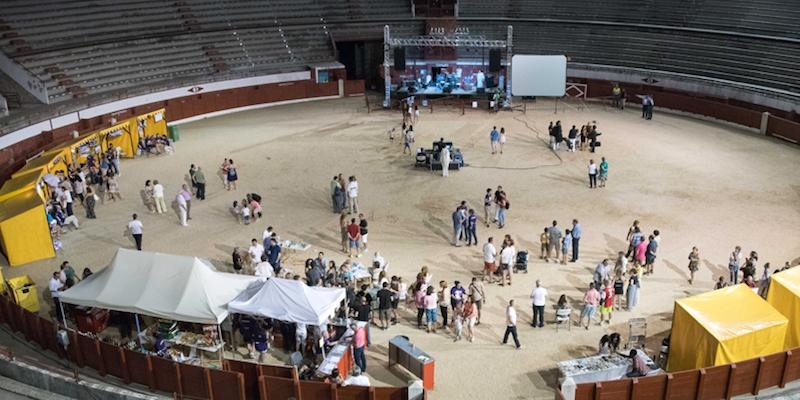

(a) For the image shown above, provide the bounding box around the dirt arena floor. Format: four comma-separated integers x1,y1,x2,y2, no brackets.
4,96,800,399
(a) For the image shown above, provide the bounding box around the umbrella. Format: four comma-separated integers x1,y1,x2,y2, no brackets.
42,174,60,187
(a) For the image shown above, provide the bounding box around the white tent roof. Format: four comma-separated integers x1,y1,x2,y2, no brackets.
60,248,258,324
228,278,346,326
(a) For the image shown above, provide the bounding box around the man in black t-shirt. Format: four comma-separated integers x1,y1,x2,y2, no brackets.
376,282,395,330
350,296,373,346
358,214,369,252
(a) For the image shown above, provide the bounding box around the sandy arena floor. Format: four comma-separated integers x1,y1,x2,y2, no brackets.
3,96,800,399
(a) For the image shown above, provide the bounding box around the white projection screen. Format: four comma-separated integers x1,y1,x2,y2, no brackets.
511,55,567,97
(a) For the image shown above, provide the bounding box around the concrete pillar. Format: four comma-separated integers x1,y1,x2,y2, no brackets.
338,79,344,98
760,112,770,135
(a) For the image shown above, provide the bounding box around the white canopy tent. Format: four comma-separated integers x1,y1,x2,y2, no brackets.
60,248,258,324
228,278,346,326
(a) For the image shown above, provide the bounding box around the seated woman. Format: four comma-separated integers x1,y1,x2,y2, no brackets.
557,294,569,309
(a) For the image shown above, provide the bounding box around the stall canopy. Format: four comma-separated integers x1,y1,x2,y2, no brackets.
60,248,257,324
667,284,788,372
228,278,346,326
767,267,800,349
0,188,54,266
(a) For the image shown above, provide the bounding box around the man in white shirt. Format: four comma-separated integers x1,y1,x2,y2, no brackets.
346,176,359,214
342,366,370,386
49,272,64,320
62,188,74,216
127,213,144,250
530,280,548,328
500,242,516,286
249,239,265,266
262,226,274,248
254,256,274,279
482,237,498,283
176,192,188,226
153,180,166,214
501,299,521,349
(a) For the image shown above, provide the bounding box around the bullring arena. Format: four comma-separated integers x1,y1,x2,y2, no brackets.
0,1,799,400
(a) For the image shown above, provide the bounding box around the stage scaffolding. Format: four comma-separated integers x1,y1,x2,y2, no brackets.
382,25,513,108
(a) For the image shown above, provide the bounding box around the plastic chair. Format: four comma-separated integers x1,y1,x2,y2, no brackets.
626,318,647,349
555,308,572,331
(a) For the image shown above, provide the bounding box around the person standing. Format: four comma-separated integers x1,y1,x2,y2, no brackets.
376,282,394,330
561,229,572,265
176,191,188,226
580,283,600,330
143,180,156,213
483,237,498,283
463,299,477,342
598,157,609,188
226,159,238,191
441,145,451,177
437,281,450,330
347,218,361,258
645,235,658,275
568,125,578,152
626,272,641,310
490,126,500,154
49,271,65,321
588,159,598,188
483,188,493,227
547,220,562,262
570,219,582,262
423,286,438,333
181,184,192,220
499,127,507,154
466,209,478,246
127,213,143,251
501,299,521,349
496,190,508,229
330,176,340,213
351,322,367,372
530,280,547,328
452,207,465,247
189,164,198,194
194,167,206,200
403,126,415,155
594,259,611,289
153,180,166,214
499,237,516,286
729,246,742,284
347,176,359,214
687,246,700,285
84,186,97,219
468,277,485,325
600,280,615,325
358,214,369,252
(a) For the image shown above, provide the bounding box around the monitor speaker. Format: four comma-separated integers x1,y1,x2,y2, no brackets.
394,48,406,70
489,49,501,72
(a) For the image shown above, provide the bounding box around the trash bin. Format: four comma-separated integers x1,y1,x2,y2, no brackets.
7,275,40,313
168,125,180,142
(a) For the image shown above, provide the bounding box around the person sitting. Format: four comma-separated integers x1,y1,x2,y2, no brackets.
625,349,651,377
342,366,370,386
557,294,569,309
326,368,344,385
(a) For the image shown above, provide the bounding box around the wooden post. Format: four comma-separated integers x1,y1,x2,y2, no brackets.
118,347,130,384
753,357,766,395
204,369,214,400
726,364,737,399
780,351,792,388
631,377,640,399
95,340,106,376
664,374,674,399
174,362,184,398
696,369,706,400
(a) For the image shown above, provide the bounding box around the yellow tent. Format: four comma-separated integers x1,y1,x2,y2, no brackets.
64,132,100,166
0,188,55,266
667,284,788,372
0,169,40,202
99,121,137,158
136,108,167,138
767,267,800,349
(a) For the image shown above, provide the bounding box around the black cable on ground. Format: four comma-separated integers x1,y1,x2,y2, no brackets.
466,113,564,170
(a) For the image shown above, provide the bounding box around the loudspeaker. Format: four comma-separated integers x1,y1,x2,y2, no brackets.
489,49,501,72
394,48,406,70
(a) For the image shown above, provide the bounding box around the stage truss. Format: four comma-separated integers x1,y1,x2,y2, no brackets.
383,25,513,108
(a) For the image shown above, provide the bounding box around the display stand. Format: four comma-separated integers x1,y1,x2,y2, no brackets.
388,335,435,390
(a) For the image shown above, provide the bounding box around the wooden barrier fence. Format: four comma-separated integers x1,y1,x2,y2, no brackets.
0,296,409,400
561,349,800,400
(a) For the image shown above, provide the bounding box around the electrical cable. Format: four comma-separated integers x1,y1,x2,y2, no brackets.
466,114,564,170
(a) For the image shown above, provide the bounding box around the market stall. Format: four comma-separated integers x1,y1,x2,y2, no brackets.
136,108,167,138
667,285,788,372
766,267,800,349
227,278,345,326
60,249,257,363
558,353,658,384
65,132,100,166
0,188,54,266
98,121,137,158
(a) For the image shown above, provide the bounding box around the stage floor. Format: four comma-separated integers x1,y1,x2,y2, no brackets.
395,86,498,97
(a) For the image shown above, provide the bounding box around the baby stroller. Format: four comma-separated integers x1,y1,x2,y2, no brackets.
514,250,529,273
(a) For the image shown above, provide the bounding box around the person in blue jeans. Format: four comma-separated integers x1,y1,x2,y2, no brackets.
728,246,742,284
570,219,582,262
497,191,508,229
466,209,478,246
350,323,367,372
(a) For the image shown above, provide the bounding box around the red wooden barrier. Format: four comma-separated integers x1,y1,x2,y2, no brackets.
575,382,596,400
150,355,181,395
22,310,41,345
782,350,800,386
298,380,334,400
595,379,631,400
767,115,800,143
336,385,370,400
630,375,667,399
223,359,260,400
209,369,245,400
259,364,296,379
124,349,154,389
260,375,297,400
99,341,127,382
373,387,408,400
179,363,210,400
759,353,787,390
696,365,729,400
76,334,102,372
730,359,760,396
665,370,699,400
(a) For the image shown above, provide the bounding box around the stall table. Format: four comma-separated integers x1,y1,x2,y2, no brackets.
388,335,435,390
316,329,354,379
557,352,659,384
139,329,224,367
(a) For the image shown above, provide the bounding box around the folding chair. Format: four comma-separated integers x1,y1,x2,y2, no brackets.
626,318,647,349
555,308,572,332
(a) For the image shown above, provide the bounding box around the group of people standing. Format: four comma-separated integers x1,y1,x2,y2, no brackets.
538,219,583,264
330,174,360,215
548,121,602,153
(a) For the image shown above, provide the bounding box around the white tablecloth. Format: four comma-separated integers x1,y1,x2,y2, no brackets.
557,353,657,384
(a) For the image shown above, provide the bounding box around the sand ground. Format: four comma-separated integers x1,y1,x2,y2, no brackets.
3,96,800,399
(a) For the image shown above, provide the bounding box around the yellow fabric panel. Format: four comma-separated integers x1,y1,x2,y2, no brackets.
0,171,38,202
100,120,137,158
768,268,800,349
0,190,54,266
668,285,788,371
138,108,167,137
667,302,720,371
65,132,100,165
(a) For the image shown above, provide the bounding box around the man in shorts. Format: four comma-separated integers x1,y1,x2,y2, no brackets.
483,237,498,283
581,283,600,330
468,277,485,325
599,280,615,325
347,218,361,258
376,282,394,330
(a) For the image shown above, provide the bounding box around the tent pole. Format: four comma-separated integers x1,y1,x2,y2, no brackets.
58,300,68,329
217,324,224,365
135,314,144,352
